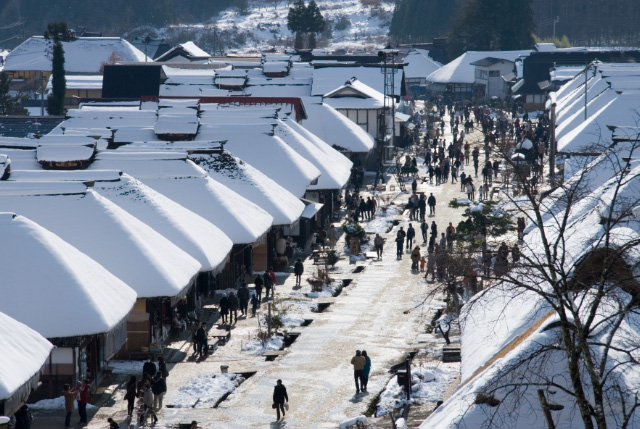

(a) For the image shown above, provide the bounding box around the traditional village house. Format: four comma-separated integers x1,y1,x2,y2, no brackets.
0,181,201,357
0,310,53,416
0,210,136,397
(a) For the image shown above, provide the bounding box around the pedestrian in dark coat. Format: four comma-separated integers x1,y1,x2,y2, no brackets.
254,275,263,302
151,372,167,411
406,223,415,250
263,271,273,299
420,220,428,243
411,246,421,271
142,356,157,380
219,294,229,324
251,294,260,317
430,221,438,238
228,292,239,324
294,258,304,286
427,193,437,215
124,376,137,417
273,379,289,421
238,283,250,316
196,322,208,358
411,178,417,194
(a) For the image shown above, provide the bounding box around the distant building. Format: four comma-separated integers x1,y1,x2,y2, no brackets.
470,57,516,100
155,41,211,63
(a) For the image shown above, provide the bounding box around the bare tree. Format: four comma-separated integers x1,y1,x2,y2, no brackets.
460,134,640,428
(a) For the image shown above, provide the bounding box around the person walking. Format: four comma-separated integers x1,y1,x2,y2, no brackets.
406,223,415,251
227,292,239,324
362,351,371,391
426,250,436,280
395,227,406,259
427,193,436,215
124,376,137,417
238,283,250,316
219,294,229,325
151,371,166,412
327,225,338,249
411,246,421,271
263,270,273,299
374,233,384,259
272,379,289,421
142,355,156,381
350,350,366,394
411,177,417,194
63,384,76,428
158,356,168,379
77,379,90,425
251,294,260,317
254,274,263,302
196,322,208,359
430,221,438,239
420,219,428,244
141,382,157,426
294,258,304,286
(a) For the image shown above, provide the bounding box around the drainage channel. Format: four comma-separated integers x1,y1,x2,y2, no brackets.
352,266,365,274
314,302,332,313
212,371,256,408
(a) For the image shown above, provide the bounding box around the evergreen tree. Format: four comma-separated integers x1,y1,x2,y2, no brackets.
305,0,325,49
44,22,71,115
389,0,457,42
0,72,27,115
448,0,535,58
287,0,307,49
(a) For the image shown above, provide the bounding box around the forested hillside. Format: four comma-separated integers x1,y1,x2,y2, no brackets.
0,0,239,46
390,0,640,48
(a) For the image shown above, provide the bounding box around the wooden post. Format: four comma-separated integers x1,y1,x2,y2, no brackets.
268,303,272,337
537,389,556,429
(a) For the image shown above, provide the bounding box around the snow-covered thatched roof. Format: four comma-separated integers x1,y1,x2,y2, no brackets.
196,125,321,197
190,152,305,226
301,100,375,153
322,79,386,110
0,183,201,298
312,66,402,96
91,152,274,244
403,49,442,80
5,36,147,73
0,212,137,338
0,310,52,409
427,50,530,85
8,169,233,273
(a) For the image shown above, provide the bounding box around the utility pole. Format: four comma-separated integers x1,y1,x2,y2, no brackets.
552,16,559,40
549,100,556,183
40,71,45,116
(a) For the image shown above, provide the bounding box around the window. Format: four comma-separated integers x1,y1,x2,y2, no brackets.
357,110,368,125
475,69,488,80
489,70,500,77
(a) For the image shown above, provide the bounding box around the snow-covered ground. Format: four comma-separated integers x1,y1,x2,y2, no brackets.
136,0,395,54
29,396,97,410
172,373,245,408
376,364,459,417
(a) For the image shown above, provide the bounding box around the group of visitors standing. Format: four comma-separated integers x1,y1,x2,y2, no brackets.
117,355,169,427
62,379,90,427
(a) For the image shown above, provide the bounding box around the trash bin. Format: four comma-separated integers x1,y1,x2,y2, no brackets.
220,365,229,374
0,416,10,429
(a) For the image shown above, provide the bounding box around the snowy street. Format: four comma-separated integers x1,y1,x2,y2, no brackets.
31,115,479,429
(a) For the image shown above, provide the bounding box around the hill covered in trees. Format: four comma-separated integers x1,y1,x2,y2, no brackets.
390,0,640,52
0,0,240,47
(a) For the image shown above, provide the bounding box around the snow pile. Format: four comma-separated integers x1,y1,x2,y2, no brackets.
339,415,367,429
241,336,283,355
364,205,399,234
376,365,458,417
172,373,245,408
29,396,97,410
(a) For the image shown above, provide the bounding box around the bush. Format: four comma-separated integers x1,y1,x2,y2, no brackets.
334,15,351,31
342,221,366,242
326,250,340,267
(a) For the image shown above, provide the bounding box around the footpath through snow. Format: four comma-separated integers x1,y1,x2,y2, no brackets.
43,113,476,429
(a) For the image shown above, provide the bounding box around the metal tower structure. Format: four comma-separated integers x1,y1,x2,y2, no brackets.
379,48,399,164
